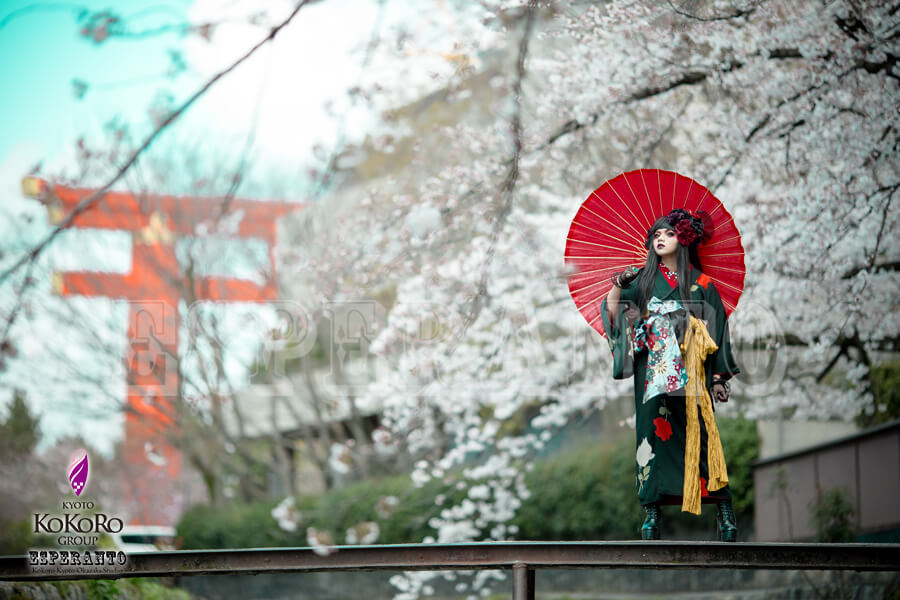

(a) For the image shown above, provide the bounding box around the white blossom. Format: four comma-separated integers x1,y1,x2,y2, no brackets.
306,527,336,557
345,521,380,545
270,496,301,532
636,438,655,468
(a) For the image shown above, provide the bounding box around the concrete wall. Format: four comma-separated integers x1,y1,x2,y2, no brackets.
756,419,859,460
753,420,900,542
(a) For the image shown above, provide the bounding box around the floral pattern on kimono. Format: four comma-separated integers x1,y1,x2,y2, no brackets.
633,297,687,403
636,437,655,491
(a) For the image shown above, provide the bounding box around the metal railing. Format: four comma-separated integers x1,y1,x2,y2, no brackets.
3,541,899,600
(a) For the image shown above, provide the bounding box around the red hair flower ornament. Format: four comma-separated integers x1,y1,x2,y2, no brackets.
666,208,712,247
674,219,698,245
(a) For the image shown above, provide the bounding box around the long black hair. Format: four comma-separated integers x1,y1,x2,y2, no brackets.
634,217,703,316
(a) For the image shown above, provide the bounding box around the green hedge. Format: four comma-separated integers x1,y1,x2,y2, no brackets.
177,496,297,549
718,414,760,517
178,417,759,547
513,438,641,540
178,475,454,549
858,359,900,427
0,518,41,556
0,579,191,600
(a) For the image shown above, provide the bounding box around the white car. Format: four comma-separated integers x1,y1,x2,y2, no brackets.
109,525,176,553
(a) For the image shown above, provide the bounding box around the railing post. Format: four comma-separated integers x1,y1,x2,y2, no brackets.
512,562,535,600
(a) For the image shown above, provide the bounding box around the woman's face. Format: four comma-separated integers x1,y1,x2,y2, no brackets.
652,228,678,258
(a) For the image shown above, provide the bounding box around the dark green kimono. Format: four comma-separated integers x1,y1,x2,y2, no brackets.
600,266,740,508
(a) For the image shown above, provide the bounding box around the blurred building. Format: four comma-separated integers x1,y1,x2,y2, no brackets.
225,353,388,497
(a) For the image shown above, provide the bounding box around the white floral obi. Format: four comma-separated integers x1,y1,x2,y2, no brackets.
633,297,688,403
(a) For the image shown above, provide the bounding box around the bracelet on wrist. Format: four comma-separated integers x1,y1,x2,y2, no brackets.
611,268,635,290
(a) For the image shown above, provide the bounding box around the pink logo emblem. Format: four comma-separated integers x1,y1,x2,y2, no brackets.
68,449,89,497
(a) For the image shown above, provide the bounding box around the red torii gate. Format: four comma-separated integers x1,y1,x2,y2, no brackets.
22,176,301,526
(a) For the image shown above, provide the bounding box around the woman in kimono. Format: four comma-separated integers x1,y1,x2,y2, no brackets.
600,209,740,541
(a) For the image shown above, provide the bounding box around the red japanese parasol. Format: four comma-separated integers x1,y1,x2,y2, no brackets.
565,169,745,337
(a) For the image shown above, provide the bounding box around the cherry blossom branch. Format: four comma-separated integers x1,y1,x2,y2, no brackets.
539,47,803,153
815,332,872,384
640,92,693,162
443,0,538,357
866,185,898,271
665,0,760,23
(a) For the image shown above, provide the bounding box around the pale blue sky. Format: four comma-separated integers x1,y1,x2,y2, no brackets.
0,0,193,168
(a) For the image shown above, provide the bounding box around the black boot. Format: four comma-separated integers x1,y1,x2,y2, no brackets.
641,503,660,540
716,499,738,542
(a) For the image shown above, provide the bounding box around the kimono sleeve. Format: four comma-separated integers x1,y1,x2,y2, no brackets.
600,284,638,380
703,281,741,379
